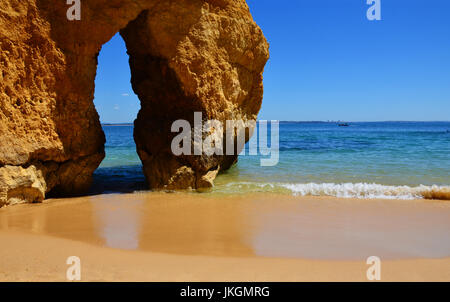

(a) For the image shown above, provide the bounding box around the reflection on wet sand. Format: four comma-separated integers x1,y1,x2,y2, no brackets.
0,198,105,246
90,194,256,255
0,193,258,257
135,194,255,257
1,192,450,260
93,197,143,250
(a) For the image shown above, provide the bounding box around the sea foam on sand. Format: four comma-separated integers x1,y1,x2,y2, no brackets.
282,183,450,200
220,182,450,200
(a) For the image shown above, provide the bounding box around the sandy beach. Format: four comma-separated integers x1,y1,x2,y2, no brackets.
1,0,449,288
1,193,449,282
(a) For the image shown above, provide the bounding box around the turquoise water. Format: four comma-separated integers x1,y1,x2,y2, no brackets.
93,122,450,199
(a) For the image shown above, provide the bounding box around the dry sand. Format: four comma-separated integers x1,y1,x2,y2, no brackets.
1,192,449,281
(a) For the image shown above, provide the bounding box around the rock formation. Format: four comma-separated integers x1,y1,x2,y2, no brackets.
0,0,269,206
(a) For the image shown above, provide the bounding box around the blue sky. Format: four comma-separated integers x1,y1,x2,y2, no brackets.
94,0,450,123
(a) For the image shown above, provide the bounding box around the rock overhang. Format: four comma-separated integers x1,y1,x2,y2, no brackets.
0,0,269,206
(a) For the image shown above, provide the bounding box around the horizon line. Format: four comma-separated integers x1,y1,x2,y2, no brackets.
101,120,450,125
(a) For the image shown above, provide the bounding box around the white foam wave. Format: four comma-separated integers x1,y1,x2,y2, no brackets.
220,182,450,200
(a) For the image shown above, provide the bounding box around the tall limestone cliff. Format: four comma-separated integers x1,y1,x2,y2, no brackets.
0,0,269,206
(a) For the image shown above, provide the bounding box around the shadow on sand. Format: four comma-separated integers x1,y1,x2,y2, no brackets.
88,165,148,195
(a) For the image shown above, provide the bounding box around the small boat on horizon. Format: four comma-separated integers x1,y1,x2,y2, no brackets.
338,123,350,127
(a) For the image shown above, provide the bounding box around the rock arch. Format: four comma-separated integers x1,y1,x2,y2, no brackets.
0,0,269,206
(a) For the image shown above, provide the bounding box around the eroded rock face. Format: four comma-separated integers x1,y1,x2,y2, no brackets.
0,0,269,206
0,165,46,207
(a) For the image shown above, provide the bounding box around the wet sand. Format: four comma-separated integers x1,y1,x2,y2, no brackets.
1,192,450,281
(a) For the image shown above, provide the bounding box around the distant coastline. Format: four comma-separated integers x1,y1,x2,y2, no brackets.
277,120,450,123
102,123,134,126
101,121,450,126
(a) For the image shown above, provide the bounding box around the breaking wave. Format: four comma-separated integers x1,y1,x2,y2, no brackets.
217,182,450,200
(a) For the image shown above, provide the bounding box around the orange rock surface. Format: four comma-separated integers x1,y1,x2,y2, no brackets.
0,0,269,206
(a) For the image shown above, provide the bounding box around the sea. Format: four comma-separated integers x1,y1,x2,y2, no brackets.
92,122,450,200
